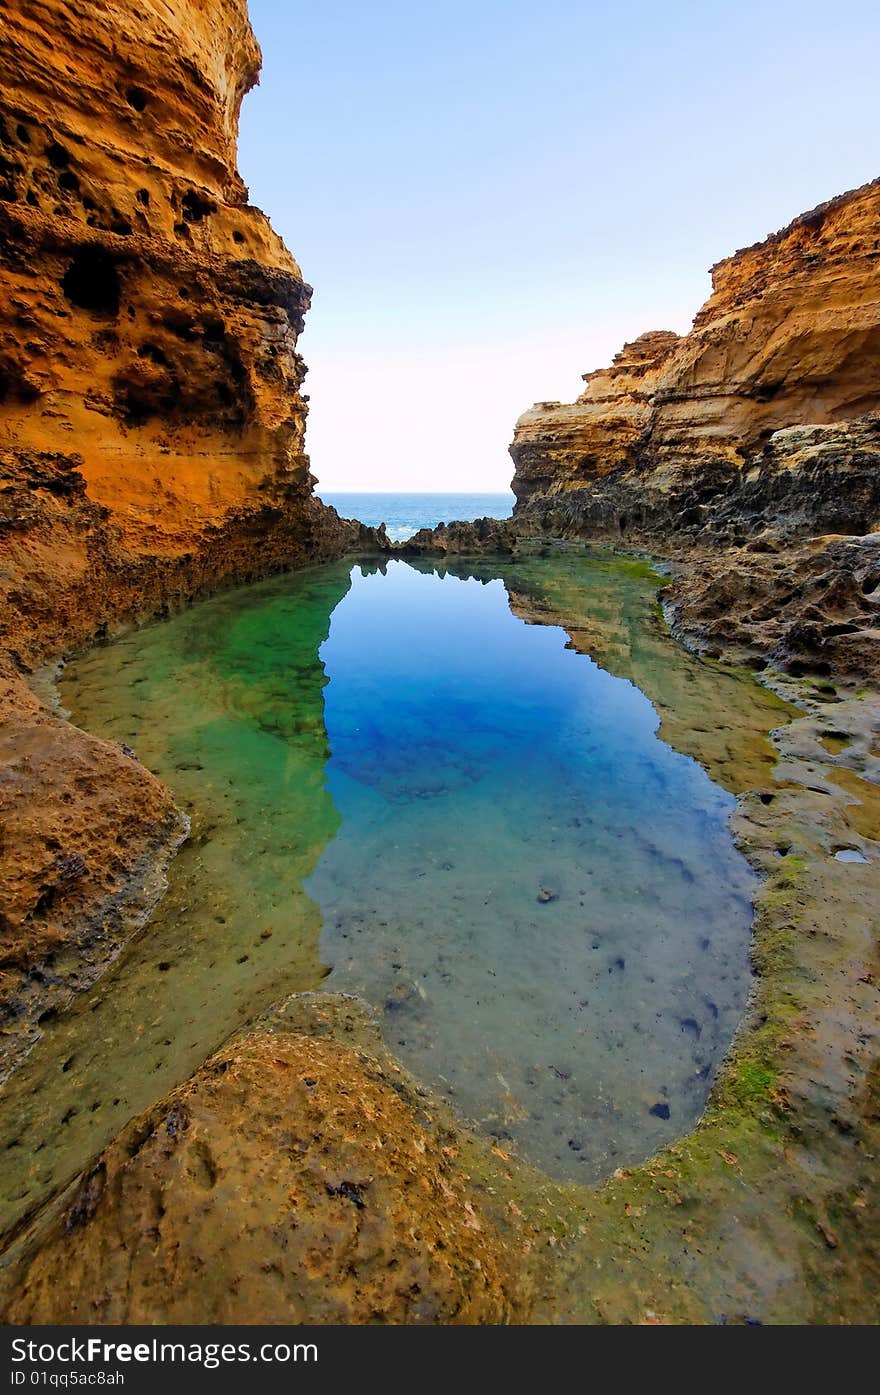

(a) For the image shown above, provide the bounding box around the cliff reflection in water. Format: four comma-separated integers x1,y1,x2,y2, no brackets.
0,562,353,1234
0,551,791,1232
309,555,786,1180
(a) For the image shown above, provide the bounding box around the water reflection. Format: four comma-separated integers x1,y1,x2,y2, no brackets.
0,551,788,1229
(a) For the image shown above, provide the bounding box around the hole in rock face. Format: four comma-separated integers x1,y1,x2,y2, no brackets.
819,730,851,754
46,142,69,168
137,341,168,366
181,189,215,223
753,380,783,402
0,362,39,404
162,309,196,341
125,86,149,112
61,248,121,315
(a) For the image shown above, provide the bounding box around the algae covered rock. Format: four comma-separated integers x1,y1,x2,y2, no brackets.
5,1028,521,1324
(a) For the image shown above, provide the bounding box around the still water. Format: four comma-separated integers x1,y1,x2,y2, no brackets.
0,553,789,1229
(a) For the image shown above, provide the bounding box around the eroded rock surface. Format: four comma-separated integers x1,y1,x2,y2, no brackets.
511,180,880,536
3,1011,523,1324
2,3,879,1330
0,0,384,671
0,661,185,1077
0,0,385,1060
405,183,880,684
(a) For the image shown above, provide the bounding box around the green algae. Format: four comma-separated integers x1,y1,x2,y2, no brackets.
0,562,353,1233
0,549,783,1228
1,547,875,1322
5,548,865,1328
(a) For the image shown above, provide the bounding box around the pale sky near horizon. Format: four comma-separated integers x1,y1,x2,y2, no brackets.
238,0,879,492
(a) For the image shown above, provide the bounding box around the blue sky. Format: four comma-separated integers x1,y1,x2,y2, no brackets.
238,0,879,490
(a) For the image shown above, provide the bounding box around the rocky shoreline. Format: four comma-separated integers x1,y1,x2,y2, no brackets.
2,554,878,1323
0,0,388,1069
0,0,877,1327
401,523,880,688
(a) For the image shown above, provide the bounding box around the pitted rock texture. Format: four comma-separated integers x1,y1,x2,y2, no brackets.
666,533,880,686
510,179,880,540
0,0,384,1064
400,515,519,556
0,660,185,1080
3,1029,522,1324
0,0,384,670
399,524,880,687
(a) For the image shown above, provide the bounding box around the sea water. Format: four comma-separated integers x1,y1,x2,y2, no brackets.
320,491,513,542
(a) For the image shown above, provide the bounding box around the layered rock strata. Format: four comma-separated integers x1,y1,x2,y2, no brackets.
406,181,880,682
510,179,880,541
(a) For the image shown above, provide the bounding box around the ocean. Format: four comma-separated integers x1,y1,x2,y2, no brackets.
319,491,514,543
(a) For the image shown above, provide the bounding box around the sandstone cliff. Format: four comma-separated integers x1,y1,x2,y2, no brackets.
0,0,381,669
511,179,880,541
0,0,381,1067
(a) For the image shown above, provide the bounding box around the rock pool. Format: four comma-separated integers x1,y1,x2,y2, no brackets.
0,552,792,1230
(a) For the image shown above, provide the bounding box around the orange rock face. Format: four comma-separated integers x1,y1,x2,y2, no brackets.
0,0,373,668
0,0,381,1065
0,663,184,1078
512,330,681,505
511,180,880,537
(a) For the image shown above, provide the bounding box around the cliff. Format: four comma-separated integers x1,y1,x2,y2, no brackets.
511,179,880,541
0,0,381,669
0,0,381,1068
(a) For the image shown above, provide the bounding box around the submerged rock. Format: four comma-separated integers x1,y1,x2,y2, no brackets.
0,661,186,1079
3,1026,522,1324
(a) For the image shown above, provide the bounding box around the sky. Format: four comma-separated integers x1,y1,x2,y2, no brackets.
238,0,879,492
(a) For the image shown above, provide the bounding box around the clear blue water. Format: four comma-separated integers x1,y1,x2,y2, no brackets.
307,561,755,1178
3,553,764,1213
320,491,514,542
